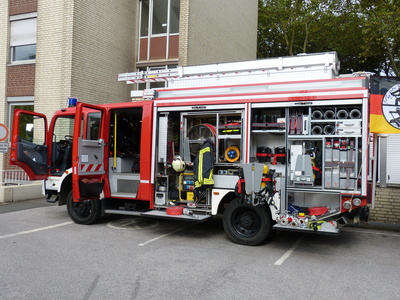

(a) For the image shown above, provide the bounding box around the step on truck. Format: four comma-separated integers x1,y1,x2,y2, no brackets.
10,52,400,245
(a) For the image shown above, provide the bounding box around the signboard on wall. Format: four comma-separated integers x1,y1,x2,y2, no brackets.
0,124,9,152
0,123,9,141
0,142,9,153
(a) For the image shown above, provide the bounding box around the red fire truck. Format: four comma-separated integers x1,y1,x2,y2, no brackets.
10,52,398,245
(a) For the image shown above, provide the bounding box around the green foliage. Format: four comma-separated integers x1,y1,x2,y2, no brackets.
358,0,400,76
258,0,400,76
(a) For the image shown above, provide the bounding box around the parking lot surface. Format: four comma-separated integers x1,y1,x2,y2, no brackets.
0,200,399,300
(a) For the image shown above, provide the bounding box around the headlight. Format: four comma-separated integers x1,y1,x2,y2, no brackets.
352,198,362,207
343,200,352,210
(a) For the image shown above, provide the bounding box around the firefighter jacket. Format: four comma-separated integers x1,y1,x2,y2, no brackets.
193,139,215,188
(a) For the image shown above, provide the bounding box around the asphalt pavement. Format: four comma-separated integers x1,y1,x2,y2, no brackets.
1,201,399,300
2,198,399,232
0,198,56,214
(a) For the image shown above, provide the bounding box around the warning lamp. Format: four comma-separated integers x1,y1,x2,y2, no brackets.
352,198,362,207
68,97,78,107
343,200,352,210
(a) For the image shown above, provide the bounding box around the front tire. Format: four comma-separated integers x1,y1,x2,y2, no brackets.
67,191,101,225
223,198,273,246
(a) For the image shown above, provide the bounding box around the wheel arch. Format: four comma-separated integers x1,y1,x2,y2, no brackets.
216,191,237,215
58,174,72,206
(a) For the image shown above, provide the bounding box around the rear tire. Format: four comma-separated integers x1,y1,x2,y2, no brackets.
66,191,101,225
223,198,273,246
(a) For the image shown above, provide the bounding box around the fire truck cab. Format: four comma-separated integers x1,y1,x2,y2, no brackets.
10,52,377,245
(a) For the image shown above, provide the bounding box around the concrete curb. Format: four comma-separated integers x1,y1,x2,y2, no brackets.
348,221,400,232
0,182,42,203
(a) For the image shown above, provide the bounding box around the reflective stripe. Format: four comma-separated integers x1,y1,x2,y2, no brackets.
80,164,103,172
195,147,214,187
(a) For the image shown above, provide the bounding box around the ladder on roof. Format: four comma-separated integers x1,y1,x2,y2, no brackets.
118,52,340,89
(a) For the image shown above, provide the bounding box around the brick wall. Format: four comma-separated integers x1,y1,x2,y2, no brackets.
9,0,37,15
34,0,72,115
0,0,9,183
6,64,35,96
178,0,189,65
370,185,400,224
70,0,136,105
0,0,9,122
5,0,37,173
186,0,258,65
35,0,136,117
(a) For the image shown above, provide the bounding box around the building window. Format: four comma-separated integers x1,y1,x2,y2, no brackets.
7,97,34,130
152,0,168,35
10,13,37,63
139,0,180,62
140,1,149,37
169,0,180,34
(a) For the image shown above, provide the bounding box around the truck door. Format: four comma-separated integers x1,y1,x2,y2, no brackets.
72,103,106,201
10,110,49,180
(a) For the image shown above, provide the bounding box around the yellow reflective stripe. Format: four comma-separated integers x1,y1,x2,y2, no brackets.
198,148,204,183
203,178,214,185
204,168,214,185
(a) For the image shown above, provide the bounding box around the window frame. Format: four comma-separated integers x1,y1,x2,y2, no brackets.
9,13,37,64
7,96,35,130
140,0,179,38
138,0,180,62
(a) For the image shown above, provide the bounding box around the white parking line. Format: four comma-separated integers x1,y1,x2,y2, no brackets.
0,221,74,240
274,235,305,266
138,224,194,246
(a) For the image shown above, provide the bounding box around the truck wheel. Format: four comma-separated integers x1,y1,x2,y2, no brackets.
223,198,273,246
66,191,101,225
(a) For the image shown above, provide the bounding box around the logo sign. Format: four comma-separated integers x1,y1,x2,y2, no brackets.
0,142,8,153
382,84,400,130
370,78,400,134
0,124,9,142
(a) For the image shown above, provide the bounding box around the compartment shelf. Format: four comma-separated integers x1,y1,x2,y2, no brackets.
218,135,241,139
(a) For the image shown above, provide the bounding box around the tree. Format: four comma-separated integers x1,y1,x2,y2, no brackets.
257,0,399,76
358,0,400,76
258,0,323,57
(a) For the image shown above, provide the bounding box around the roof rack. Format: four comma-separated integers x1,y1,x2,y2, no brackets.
118,52,340,89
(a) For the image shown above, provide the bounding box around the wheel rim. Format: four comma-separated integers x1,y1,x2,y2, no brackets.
72,200,92,218
231,207,261,237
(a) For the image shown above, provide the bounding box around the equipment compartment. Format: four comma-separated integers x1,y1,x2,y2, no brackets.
310,105,363,136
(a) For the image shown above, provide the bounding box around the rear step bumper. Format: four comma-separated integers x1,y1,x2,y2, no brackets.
273,223,339,235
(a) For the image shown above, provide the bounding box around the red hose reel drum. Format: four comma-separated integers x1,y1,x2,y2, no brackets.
166,206,183,215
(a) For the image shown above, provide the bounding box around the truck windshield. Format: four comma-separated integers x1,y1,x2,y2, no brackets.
53,116,74,141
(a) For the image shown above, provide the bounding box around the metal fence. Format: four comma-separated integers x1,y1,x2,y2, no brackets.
1,170,31,185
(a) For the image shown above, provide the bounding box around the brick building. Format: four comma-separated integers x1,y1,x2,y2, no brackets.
0,0,257,180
